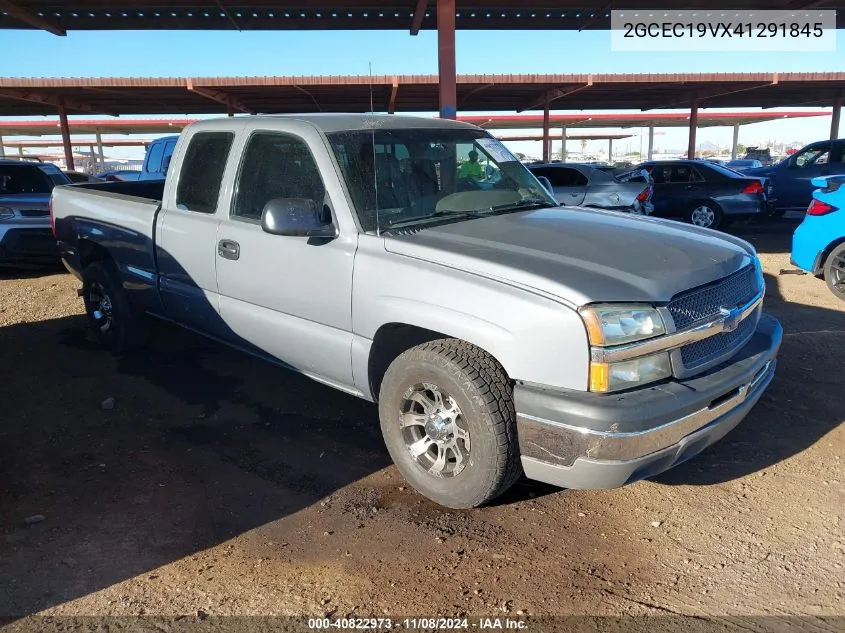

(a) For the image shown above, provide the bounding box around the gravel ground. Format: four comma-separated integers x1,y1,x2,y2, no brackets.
0,225,843,631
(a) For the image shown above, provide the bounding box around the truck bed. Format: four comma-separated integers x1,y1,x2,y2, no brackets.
51,180,165,311
71,179,166,201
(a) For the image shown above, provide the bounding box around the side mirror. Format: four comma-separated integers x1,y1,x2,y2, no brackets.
260,198,337,238
536,175,554,193
162,154,172,175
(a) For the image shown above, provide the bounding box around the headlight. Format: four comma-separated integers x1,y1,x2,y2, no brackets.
0,206,14,220
589,352,672,393
579,304,666,346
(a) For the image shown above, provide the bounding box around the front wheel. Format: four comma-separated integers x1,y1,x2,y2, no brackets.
823,244,845,302
686,201,724,230
378,340,522,509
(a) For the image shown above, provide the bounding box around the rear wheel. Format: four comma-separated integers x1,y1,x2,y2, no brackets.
378,339,522,509
823,244,845,302
686,201,724,231
82,261,148,352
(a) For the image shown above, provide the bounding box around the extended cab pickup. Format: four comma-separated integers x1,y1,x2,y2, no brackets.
52,115,782,508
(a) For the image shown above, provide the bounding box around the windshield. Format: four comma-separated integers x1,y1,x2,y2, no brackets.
0,164,66,195
327,128,556,233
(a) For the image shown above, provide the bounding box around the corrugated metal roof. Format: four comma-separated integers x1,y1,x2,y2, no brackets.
0,73,843,117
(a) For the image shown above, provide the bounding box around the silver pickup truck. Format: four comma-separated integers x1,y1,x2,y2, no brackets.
51,115,782,509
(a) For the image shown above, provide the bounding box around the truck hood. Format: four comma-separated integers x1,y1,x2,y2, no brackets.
383,206,755,306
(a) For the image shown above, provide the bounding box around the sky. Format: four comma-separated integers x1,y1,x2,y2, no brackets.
0,27,843,160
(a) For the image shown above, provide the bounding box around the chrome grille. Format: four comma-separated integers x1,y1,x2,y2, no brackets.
668,262,762,377
667,264,759,330
679,309,759,371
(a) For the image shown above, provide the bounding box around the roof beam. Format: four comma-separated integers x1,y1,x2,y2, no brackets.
645,75,780,110
517,78,593,113
214,0,241,31
0,88,116,115
186,79,253,114
388,78,399,114
0,0,65,36
458,83,494,108
410,0,427,35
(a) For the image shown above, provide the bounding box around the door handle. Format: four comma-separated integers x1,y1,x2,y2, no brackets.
570,192,580,196
217,239,240,261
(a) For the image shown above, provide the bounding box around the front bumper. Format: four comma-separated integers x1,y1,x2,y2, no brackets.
516,314,782,489
0,227,59,265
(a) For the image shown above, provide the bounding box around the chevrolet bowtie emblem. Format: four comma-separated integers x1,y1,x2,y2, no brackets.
720,306,743,333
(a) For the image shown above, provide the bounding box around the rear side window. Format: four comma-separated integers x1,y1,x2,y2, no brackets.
145,141,165,174
176,132,234,213
232,132,326,221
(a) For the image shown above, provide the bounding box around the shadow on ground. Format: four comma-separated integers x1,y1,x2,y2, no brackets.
0,314,390,617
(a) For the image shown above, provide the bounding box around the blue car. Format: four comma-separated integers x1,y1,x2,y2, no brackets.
791,175,845,301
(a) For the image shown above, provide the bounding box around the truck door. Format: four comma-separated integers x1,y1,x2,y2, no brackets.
155,130,234,339
778,142,837,210
214,130,356,390
547,166,588,205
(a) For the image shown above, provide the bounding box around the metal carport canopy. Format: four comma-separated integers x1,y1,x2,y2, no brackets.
1,73,844,117
1,1,843,33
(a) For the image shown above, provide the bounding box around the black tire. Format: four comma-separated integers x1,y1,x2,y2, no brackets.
82,260,149,353
378,339,522,509
685,200,724,230
823,243,845,302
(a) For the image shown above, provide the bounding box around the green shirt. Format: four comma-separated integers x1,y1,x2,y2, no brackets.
458,160,484,179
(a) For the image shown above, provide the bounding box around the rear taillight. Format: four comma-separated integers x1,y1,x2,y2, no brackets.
636,187,650,202
742,181,765,195
807,198,838,216
49,196,56,237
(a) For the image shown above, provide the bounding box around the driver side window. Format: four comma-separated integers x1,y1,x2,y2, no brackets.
232,132,326,222
794,145,830,168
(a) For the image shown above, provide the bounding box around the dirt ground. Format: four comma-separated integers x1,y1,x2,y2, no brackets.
1,223,843,631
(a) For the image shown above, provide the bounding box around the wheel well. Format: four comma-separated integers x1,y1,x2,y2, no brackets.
78,239,113,270
689,199,721,212
819,237,845,276
367,323,455,401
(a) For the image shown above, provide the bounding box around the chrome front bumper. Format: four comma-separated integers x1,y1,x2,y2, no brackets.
515,314,782,490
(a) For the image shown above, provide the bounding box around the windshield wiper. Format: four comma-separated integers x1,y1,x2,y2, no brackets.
488,198,555,213
385,209,486,230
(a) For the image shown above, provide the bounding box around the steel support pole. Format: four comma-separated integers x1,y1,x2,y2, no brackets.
0,134,4,158
647,125,654,160
542,100,551,162
831,95,842,140
687,98,699,160
18,147,24,157
58,102,74,171
561,127,567,162
608,138,613,163
437,0,457,119
96,132,105,169
731,124,740,160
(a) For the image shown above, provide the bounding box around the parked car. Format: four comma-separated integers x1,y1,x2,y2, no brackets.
726,159,763,172
791,175,845,301
744,147,773,166
745,139,845,217
527,162,654,215
639,159,770,230
51,114,781,509
94,169,142,182
0,158,70,265
139,135,178,181
64,170,103,183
